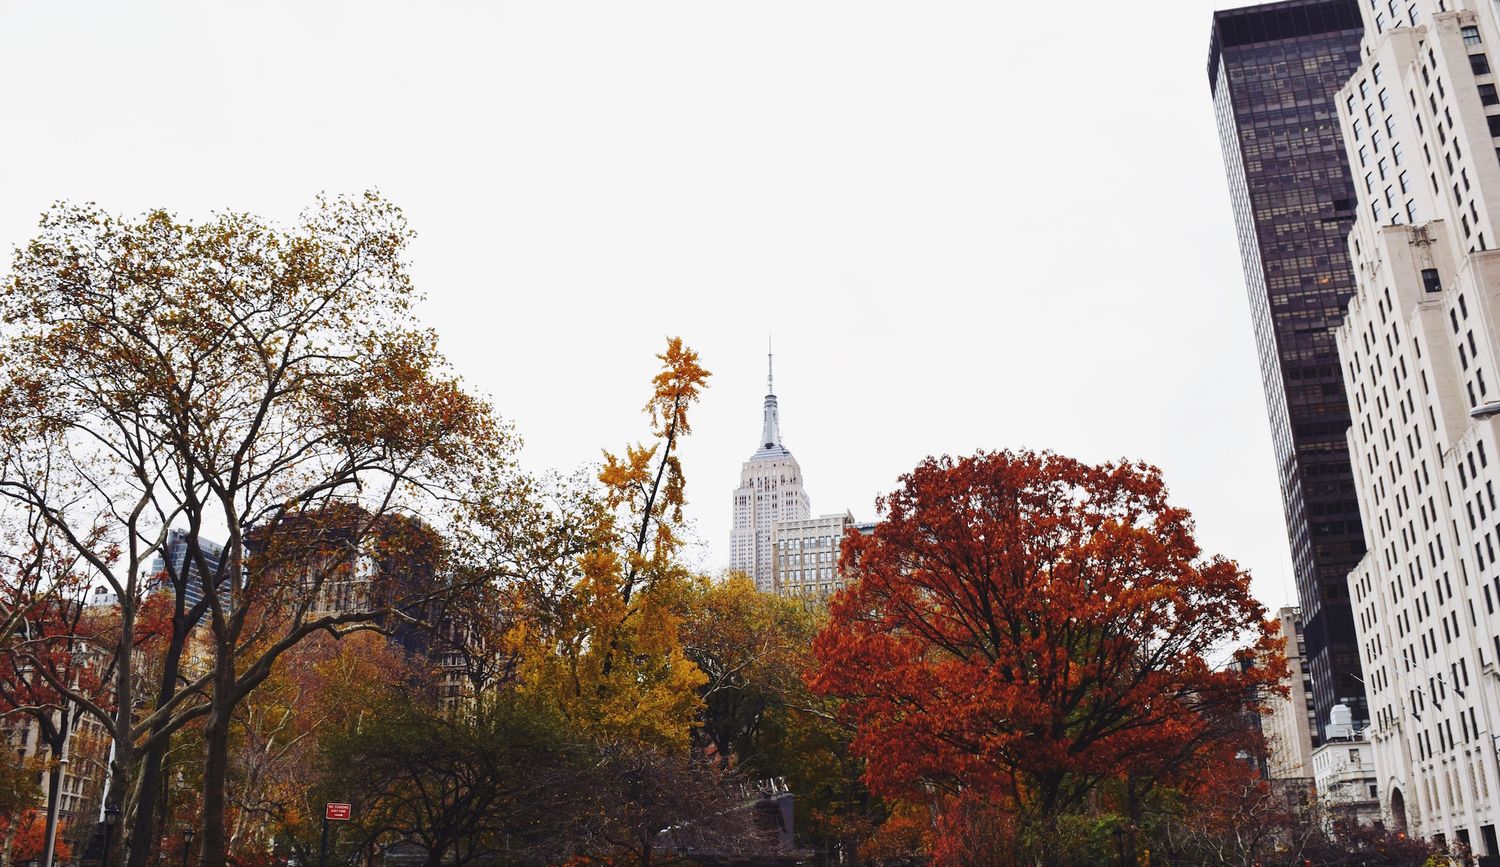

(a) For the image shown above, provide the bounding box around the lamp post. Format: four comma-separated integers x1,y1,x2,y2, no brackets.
101,804,120,866
179,828,196,867
41,753,68,867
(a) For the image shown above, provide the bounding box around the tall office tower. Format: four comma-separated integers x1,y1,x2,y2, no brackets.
149,528,224,611
730,353,810,591
1335,0,1500,849
1209,0,1371,741
1262,606,1319,778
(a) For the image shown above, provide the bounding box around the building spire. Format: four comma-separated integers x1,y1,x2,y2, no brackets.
758,338,783,453
767,335,774,396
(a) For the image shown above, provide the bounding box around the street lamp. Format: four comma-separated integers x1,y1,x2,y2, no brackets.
101,804,121,865
180,827,196,867
1472,402,1500,420
42,754,69,867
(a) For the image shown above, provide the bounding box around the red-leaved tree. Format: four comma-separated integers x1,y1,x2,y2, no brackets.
810,450,1283,866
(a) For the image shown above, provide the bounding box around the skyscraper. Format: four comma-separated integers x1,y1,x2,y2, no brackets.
1332,0,1500,848
1261,607,1318,778
730,352,810,591
149,528,225,615
1209,0,1370,742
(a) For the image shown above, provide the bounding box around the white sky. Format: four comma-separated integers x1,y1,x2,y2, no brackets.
0,1,1302,609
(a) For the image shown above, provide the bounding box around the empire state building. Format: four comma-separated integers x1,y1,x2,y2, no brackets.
730,352,810,591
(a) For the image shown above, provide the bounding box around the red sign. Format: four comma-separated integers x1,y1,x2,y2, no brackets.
325,803,352,821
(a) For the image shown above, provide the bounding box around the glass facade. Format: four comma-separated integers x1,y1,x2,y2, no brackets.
150,528,224,615
1209,0,1368,740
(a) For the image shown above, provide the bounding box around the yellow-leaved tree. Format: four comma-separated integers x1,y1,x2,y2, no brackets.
519,338,710,749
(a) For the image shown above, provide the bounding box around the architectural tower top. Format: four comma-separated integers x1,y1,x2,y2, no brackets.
753,342,790,460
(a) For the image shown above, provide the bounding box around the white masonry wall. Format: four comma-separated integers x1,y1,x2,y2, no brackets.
1336,0,1500,850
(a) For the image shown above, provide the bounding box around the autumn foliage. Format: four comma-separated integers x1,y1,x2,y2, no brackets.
0,192,1332,866
811,450,1284,864
3,809,72,862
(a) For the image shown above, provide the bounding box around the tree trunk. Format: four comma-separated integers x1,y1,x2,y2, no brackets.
129,738,170,867
101,747,132,867
1124,779,1142,867
1036,779,1064,867
197,681,234,867
128,626,188,867
106,621,138,867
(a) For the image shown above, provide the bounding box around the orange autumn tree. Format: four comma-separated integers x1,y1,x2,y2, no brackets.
5,810,72,862
810,450,1283,866
517,338,710,749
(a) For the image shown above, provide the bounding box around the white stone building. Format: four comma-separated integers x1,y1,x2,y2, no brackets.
1312,705,1383,829
1264,607,1319,779
1313,735,1383,828
730,353,811,592
772,512,854,597
1334,0,1500,854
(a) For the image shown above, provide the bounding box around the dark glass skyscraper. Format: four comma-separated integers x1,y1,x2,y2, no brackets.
1208,0,1368,741
150,528,224,613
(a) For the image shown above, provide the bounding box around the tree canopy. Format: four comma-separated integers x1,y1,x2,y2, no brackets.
811,450,1285,864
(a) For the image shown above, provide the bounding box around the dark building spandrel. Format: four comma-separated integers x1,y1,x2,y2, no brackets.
1209,0,1368,742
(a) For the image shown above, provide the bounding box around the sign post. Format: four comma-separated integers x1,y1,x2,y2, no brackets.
320,803,352,867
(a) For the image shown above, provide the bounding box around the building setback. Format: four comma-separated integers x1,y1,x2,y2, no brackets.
1209,0,1371,742
1334,0,1500,851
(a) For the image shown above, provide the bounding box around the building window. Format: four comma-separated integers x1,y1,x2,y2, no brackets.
1483,83,1500,106
1489,115,1500,137
1474,53,1493,76
1423,268,1442,293
1466,25,1483,46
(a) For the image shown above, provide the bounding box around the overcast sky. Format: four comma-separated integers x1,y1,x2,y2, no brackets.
0,1,1303,608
